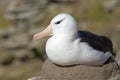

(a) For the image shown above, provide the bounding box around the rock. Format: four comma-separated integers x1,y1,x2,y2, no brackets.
13,49,35,61
28,38,47,61
3,33,30,49
0,0,9,12
40,59,120,80
109,26,120,52
4,0,50,20
109,74,120,80
51,0,76,3
28,76,41,80
0,29,11,40
0,26,19,40
102,0,120,13
3,39,26,49
0,51,14,65
4,0,49,32
116,50,120,66
1,58,43,80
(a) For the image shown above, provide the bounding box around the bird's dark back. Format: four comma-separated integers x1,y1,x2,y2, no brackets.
78,31,114,56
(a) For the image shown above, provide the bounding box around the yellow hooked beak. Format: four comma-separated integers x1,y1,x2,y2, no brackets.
33,25,53,41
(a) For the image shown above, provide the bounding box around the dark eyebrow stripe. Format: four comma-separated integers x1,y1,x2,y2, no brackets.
54,18,65,24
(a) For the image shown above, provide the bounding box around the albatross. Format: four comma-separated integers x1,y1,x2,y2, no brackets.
33,13,114,66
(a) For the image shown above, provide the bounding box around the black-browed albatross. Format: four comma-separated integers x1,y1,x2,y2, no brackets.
33,13,114,66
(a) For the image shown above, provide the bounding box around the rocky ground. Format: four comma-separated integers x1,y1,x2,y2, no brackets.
40,59,120,80
0,0,120,80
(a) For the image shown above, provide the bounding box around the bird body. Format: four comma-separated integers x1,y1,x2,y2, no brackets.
46,30,112,66
33,13,113,66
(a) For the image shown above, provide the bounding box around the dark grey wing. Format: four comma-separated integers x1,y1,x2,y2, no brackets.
78,31,113,54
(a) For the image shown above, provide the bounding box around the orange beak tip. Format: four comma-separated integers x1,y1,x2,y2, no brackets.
33,25,52,41
33,34,38,41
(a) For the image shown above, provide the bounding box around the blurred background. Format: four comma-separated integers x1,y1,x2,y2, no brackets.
0,0,120,80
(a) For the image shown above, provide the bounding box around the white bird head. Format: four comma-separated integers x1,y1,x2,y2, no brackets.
51,13,78,35
33,13,78,40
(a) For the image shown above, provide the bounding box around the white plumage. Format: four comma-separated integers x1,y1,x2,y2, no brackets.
33,13,113,66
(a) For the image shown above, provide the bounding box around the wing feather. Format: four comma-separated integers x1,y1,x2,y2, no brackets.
78,31,114,55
